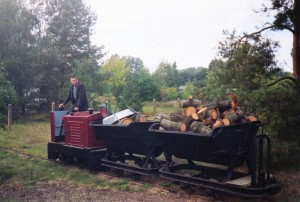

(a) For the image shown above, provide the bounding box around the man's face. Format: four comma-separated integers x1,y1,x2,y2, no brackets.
71,77,78,86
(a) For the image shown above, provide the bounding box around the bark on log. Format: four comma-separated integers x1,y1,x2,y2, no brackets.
221,108,235,119
223,109,245,124
132,114,147,122
203,117,214,126
247,116,257,122
190,121,212,136
216,100,232,112
182,96,202,108
212,119,224,128
209,108,219,121
197,107,209,121
170,113,193,129
154,113,170,121
160,119,186,132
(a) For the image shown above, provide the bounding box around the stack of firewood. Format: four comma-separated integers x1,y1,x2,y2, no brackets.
119,114,147,125
158,95,257,135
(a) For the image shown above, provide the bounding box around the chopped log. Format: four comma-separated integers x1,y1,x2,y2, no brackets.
183,106,197,117
197,107,209,121
132,114,147,122
170,113,193,129
182,96,202,108
247,116,257,122
137,115,147,122
221,108,235,118
154,113,170,121
121,118,133,125
224,109,245,124
212,119,224,128
216,100,232,112
159,127,166,131
209,108,219,121
231,94,238,110
203,117,214,126
160,119,186,132
190,121,212,136
190,113,199,120
222,118,231,126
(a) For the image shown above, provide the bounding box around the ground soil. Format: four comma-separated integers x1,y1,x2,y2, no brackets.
0,179,215,202
0,173,280,202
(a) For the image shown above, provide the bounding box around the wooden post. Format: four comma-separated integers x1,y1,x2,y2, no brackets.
90,101,93,108
153,99,156,113
177,98,181,113
51,102,55,112
8,104,12,130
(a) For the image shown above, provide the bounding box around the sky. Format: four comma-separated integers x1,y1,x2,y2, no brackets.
84,0,293,73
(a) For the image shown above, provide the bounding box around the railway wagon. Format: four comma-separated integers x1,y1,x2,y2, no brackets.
148,121,281,198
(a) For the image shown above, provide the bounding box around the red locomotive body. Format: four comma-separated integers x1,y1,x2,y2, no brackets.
48,110,106,170
63,111,104,148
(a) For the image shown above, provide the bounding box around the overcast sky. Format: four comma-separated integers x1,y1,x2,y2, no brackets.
84,0,293,73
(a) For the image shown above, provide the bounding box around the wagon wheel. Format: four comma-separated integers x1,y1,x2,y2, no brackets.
111,168,124,177
132,173,142,181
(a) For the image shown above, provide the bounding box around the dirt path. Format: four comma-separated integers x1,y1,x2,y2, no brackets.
0,179,215,202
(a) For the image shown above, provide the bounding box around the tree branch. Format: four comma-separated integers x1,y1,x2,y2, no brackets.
266,76,296,87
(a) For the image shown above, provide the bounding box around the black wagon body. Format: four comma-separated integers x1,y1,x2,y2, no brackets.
148,121,281,198
91,121,163,175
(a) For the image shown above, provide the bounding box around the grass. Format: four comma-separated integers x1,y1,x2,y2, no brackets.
0,121,152,193
142,100,181,118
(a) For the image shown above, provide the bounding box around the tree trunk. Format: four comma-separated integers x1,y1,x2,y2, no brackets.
293,0,300,80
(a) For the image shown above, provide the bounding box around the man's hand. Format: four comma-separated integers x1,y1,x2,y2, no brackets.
74,107,79,111
59,103,64,109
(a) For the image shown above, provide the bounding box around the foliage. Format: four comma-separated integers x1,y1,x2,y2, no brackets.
153,61,179,88
118,56,160,111
99,54,128,98
0,0,39,114
202,30,300,164
0,0,103,113
259,0,295,31
0,68,17,109
160,87,178,101
38,0,103,109
179,81,198,99
0,67,17,126
178,67,208,86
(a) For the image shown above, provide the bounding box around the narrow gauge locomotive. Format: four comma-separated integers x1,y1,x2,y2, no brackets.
48,108,281,198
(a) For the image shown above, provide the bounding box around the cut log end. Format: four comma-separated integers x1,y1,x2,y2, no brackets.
160,119,187,132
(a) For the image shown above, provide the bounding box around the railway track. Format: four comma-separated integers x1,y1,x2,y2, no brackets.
0,146,202,197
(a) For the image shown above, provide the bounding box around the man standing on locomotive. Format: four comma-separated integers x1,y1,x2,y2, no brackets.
59,75,89,112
